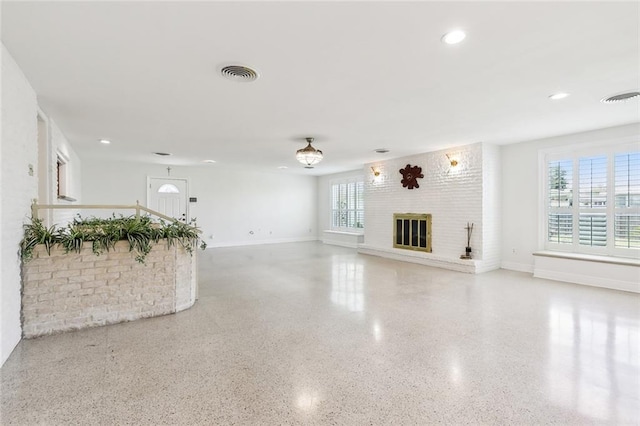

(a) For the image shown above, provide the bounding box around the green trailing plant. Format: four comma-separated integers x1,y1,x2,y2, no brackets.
20,218,57,260
20,214,207,263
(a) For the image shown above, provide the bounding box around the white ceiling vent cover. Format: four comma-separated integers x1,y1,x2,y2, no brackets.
220,65,259,82
601,91,640,103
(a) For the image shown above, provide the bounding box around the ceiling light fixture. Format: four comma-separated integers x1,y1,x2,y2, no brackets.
99,139,111,144
374,148,389,154
154,152,172,156
441,30,466,45
549,92,570,100
296,137,323,167
601,91,640,103
277,166,288,169
203,160,216,163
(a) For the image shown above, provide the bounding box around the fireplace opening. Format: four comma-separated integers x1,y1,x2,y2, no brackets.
393,213,432,252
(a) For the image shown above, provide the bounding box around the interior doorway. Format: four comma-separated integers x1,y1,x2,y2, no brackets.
147,177,189,222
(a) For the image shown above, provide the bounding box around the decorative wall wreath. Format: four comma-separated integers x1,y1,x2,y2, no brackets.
399,164,424,189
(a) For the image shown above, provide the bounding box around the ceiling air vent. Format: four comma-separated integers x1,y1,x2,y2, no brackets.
601,91,640,104
220,65,259,82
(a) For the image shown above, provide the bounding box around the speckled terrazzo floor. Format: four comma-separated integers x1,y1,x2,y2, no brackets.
1,242,639,425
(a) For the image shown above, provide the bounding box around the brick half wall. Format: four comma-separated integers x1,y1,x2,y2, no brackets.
21,241,196,338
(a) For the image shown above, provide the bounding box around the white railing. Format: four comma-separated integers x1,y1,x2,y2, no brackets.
31,200,200,232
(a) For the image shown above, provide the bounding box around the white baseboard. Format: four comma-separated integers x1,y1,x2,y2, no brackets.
475,261,501,274
357,245,477,273
206,237,318,248
501,261,534,273
175,300,195,313
533,269,640,293
322,240,359,249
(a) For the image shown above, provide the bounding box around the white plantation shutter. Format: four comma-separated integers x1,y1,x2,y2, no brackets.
356,181,364,228
347,182,356,227
548,214,573,244
578,214,607,246
578,156,607,247
339,184,347,227
548,160,573,244
331,178,365,230
545,145,639,257
614,152,640,248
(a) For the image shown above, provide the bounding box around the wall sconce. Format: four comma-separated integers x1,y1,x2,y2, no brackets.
371,166,383,183
446,154,459,168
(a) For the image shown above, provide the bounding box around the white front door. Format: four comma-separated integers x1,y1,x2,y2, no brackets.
147,177,188,222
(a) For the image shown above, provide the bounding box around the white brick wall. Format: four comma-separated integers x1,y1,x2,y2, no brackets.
358,142,501,273
1,44,39,365
21,241,196,338
480,143,502,272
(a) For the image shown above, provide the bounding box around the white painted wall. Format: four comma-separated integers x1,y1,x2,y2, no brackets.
480,143,502,272
80,160,318,247
1,45,39,366
500,122,640,273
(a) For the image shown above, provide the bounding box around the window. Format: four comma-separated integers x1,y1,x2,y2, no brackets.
331,178,364,230
547,159,573,244
157,184,180,193
544,143,639,257
615,152,640,249
56,154,68,199
578,156,607,247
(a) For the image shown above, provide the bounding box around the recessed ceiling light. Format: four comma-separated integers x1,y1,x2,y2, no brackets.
374,148,390,154
277,166,288,169
549,93,570,100
601,91,640,103
154,152,172,156
441,30,466,45
203,160,216,163
99,139,111,144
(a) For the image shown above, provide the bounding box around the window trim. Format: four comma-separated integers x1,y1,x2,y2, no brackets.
330,176,365,233
539,137,639,258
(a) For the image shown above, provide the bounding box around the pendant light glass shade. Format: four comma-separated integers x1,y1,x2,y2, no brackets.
296,137,323,166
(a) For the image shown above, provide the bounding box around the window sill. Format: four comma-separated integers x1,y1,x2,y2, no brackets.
57,195,77,202
533,251,640,267
324,230,364,236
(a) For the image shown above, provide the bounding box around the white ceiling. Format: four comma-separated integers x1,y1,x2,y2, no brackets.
2,1,639,175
